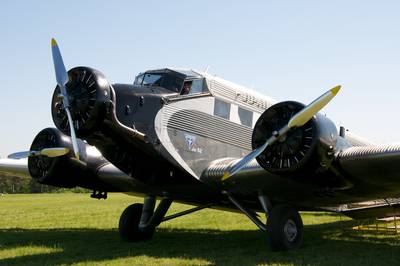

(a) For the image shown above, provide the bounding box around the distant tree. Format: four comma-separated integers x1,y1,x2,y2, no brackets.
0,174,89,193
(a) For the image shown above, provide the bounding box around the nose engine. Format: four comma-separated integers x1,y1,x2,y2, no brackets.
51,67,111,138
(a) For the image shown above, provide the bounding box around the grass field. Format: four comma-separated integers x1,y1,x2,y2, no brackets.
0,193,400,266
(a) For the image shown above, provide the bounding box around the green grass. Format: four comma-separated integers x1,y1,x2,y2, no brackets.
0,193,399,266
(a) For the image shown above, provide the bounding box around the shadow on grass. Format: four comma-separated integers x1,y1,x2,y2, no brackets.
1,220,400,266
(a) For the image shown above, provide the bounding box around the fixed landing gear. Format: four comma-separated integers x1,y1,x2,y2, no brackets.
119,195,212,242
225,192,303,251
267,204,303,251
119,195,172,242
119,203,155,241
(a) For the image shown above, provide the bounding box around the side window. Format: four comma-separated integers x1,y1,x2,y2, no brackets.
190,79,204,94
180,79,208,95
181,81,192,95
214,99,230,119
238,107,253,127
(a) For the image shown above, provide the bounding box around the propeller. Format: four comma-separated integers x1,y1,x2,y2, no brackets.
51,38,80,160
8,147,70,159
221,85,341,181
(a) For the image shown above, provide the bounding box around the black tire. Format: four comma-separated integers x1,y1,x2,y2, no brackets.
266,204,303,251
119,203,155,242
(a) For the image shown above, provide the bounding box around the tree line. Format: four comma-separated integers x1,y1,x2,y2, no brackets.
0,175,88,193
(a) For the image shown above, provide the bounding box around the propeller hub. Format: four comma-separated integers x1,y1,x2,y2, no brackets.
278,134,287,143
28,128,60,180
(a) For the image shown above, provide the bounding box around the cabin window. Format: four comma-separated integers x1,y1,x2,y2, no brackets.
214,99,230,119
238,107,253,127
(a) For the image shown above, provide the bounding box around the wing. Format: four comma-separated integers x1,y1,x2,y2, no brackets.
337,144,400,186
200,143,400,211
200,157,317,203
0,158,30,178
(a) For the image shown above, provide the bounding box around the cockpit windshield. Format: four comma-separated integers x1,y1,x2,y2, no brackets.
134,69,209,96
134,73,183,93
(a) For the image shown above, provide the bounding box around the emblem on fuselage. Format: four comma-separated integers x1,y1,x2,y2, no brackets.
184,133,203,154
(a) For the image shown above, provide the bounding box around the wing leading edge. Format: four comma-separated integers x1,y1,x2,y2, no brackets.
0,158,30,178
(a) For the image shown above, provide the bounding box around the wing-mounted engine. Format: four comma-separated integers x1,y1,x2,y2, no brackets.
51,67,111,138
28,127,109,189
252,101,338,178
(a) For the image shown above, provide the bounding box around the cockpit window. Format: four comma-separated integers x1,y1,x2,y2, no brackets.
161,74,183,93
134,73,144,85
179,79,208,95
133,71,209,95
143,73,163,86
135,73,183,93
181,81,192,95
191,79,205,94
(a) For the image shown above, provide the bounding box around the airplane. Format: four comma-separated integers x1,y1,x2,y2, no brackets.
2,39,400,251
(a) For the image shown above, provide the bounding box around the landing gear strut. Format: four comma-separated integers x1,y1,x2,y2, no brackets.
119,203,154,241
119,195,212,242
119,195,172,242
225,191,303,251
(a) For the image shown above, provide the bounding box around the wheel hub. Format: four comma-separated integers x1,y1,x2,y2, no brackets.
283,219,298,242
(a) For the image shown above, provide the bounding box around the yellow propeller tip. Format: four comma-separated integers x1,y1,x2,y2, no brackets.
330,85,341,96
221,172,230,181
51,38,57,46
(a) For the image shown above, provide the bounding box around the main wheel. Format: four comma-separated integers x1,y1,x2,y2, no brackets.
266,204,303,251
119,203,155,242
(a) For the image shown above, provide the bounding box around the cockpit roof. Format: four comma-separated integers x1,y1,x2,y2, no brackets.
145,68,202,79
137,67,277,113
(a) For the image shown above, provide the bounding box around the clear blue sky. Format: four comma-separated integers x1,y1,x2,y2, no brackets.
2,0,400,157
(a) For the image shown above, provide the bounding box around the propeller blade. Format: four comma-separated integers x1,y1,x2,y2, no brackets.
51,38,69,88
8,151,34,159
40,147,70,157
221,141,269,181
221,125,289,181
65,108,80,160
8,147,70,159
51,38,80,160
287,86,341,128
222,85,341,181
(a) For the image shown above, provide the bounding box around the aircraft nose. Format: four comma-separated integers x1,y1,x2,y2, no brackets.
51,67,112,138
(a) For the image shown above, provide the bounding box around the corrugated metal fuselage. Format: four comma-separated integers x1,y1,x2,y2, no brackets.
88,70,400,216
104,83,348,211
105,83,259,204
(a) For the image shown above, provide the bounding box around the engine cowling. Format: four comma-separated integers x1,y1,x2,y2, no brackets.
252,101,338,177
51,67,112,138
28,127,109,189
